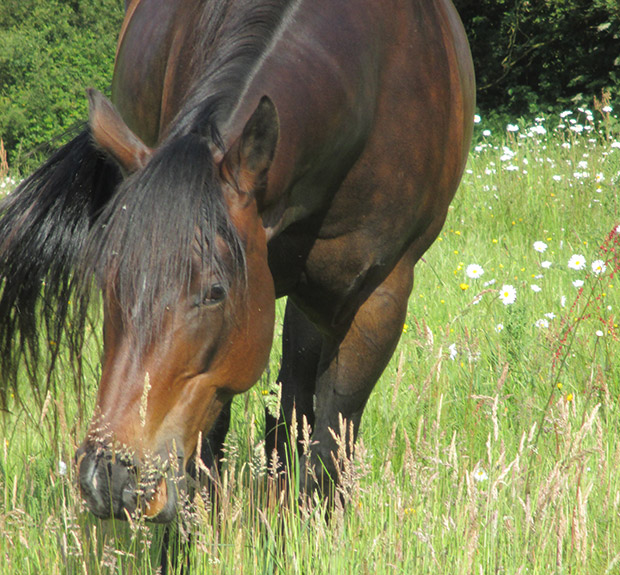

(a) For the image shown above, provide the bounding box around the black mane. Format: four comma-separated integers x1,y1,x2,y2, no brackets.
0,130,121,405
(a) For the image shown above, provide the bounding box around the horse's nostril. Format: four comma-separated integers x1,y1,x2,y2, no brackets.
108,461,137,516
76,449,136,518
78,452,112,518
76,446,180,522
121,482,138,515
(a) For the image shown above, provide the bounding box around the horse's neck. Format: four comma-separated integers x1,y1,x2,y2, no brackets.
112,0,205,145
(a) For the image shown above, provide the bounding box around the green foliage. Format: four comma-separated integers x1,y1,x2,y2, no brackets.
454,0,620,115
0,0,123,169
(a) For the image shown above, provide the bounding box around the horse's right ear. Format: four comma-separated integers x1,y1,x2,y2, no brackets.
87,89,152,174
219,96,279,199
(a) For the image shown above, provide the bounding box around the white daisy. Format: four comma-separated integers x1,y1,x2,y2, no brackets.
591,260,607,275
531,284,542,293
541,260,552,269
473,468,488,482
533,241,548,253
573,279,584,288
568,254,586,270
495,323,504,333
535,318,549,329
466,264,484,279
448,343,458,361
499,284,517,305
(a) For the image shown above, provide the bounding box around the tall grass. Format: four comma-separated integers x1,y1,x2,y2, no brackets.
1,103,619,574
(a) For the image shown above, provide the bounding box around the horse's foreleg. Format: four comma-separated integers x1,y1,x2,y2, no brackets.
265,298,324,481
308,250,415,498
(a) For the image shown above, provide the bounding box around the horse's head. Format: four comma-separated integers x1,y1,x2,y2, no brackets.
75,91,278,522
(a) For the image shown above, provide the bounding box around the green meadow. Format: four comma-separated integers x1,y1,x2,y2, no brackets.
1,103,620,574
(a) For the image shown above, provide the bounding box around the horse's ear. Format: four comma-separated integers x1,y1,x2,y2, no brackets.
220,96,279,200
87,89,152,174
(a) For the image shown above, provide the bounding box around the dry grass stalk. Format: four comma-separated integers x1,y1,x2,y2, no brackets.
572,478,594,564
328,414,357,503
391,350,405,408
463,469,480,572
0,139,8,181
535,462,564,522
448,429,458,476
289,400,298,448
556,506,567,570
139,372,151,428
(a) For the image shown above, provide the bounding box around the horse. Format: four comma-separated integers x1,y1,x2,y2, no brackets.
0,0,474,523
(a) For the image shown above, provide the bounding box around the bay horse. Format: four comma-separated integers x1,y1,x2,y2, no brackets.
0,0,474,523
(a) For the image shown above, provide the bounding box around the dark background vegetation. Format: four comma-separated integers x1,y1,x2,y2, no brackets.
453,0,620,116
0,0,619,168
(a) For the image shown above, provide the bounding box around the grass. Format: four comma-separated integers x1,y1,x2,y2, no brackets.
1,102,620,574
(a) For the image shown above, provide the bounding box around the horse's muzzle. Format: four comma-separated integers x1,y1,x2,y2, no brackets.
75,445,182,523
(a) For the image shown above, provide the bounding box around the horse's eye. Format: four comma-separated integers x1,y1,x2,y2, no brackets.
202,283,226,305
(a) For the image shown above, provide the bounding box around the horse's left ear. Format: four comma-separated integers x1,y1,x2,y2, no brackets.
88,89,153,175
220,96,279,201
